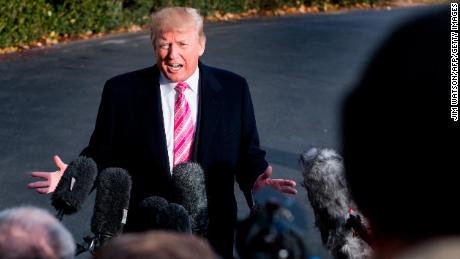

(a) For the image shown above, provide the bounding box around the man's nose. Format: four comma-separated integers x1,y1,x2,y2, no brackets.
167,44,180,59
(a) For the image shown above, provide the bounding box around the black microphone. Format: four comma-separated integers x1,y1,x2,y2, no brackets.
157,203,192,233
236,187,311,259
139,196,168,230
90,167,132,249
299,147,373,259
139,196,191,233
51,156,98,221
171,162,208,236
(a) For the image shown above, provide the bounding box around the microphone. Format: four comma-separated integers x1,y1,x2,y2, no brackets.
299,147,373,259
236,187,311,259
51,156,98,221
90,167,132,249
139,196,168,230
139,196,191,233
171,162,208,236
157,203,192,233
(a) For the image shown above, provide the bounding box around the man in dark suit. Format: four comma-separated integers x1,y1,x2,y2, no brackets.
29,7,296,258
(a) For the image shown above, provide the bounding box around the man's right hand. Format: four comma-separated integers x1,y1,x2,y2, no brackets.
28,155,68,194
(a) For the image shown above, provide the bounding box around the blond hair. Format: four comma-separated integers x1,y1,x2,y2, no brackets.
150,7,205,47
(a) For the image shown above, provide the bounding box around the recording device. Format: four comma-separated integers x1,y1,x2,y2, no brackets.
91,167,132,245
76,167,132,255
51,156,98,221
236,187,311,259
171,162,208,236
156,203,192,233
139,196,191,233
299,147,373,259
139,196,169,230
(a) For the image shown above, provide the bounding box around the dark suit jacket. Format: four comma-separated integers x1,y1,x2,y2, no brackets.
81,62,268,258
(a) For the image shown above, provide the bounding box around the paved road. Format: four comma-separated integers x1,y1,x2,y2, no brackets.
0,6,438,258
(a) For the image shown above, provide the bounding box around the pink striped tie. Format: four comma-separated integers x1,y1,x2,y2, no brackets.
173,82,194,167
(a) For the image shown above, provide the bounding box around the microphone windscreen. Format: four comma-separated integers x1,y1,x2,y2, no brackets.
138,196,169,230
299,148,373,259
299,148,351,220
157,203,191,233
51,156,98,215
91,168,132,238
171,162,208,235
171,162,207,215
139,196,168,210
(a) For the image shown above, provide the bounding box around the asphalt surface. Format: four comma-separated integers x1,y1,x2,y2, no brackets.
0,6,439,258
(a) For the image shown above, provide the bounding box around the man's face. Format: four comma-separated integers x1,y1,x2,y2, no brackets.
154,27,205,82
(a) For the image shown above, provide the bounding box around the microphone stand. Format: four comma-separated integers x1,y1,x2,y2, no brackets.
75,233,114,256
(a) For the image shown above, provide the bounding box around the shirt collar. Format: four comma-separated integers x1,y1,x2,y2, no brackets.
159,67,199,93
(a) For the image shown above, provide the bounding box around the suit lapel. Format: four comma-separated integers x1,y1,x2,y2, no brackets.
140,63,222,173
196,63,223,166
141,65,171,175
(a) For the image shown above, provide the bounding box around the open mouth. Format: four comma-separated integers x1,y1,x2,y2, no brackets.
167,63,183,71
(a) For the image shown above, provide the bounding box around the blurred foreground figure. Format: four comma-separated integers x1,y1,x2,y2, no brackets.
342,6,459,259
93,231,217,259
236,187,312,259
300,147,373,259
0,206,75,259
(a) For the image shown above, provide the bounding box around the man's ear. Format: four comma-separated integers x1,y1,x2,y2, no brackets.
198,36,206,56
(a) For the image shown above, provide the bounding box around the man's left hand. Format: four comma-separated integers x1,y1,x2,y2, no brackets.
253,165,297,195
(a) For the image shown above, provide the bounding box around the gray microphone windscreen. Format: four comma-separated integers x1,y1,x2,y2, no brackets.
171,162,207,215
91,167,132,239
300,148,351,220
139,196,169,230
157,203,191,233
51,156,98,215
299,148,373,258
171,162,208,236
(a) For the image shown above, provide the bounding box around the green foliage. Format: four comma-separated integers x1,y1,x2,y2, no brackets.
52,0,124,35
0,0,125,48
327,0,378,7
123,0,250,16
122,0,155,24
246,0,294,10
0,0,54,47
0,0,385,49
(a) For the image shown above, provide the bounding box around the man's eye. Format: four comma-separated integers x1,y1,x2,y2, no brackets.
159,44,169,49
179,42,188,47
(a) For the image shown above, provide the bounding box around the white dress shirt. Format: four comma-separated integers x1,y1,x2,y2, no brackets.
159,67,199,173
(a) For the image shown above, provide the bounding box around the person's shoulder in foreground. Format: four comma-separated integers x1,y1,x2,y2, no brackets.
94,230,218,259
342,5,459,259
0,206,75,259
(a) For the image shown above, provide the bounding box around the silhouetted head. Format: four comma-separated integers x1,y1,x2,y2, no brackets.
93,231,217,259
0,206,75,259
342,6,458,243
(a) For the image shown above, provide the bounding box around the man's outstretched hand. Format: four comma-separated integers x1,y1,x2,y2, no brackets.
252,165,297,195
28,155,67,194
